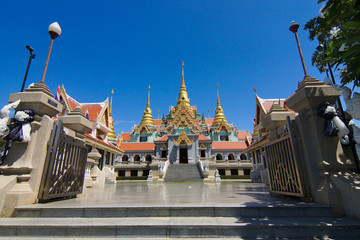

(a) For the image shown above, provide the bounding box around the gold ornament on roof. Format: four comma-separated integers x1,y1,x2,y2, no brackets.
174,130,193,145
215,119,231,132
137,85,155,132
213,84,228,126
199,142,207,149
177,61,191,107
108,88,116,139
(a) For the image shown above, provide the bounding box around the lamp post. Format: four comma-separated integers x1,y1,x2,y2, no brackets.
289,21,310,80
39,22,62,85
21,45,35,92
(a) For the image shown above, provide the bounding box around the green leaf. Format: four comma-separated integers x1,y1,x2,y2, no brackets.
342,21,360,30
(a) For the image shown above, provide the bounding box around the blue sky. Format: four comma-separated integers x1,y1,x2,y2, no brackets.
1,1,327,133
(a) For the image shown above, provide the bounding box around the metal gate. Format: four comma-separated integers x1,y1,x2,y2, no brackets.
264,117,306,198
38,120,88,202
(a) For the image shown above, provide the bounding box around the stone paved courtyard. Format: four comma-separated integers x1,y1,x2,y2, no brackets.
27,181,312,208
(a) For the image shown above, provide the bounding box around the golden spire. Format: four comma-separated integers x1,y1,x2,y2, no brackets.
109,89,114,116
146,85,151,108
181,61,186,90
213,84,228,125
177,61,190,107
139,85,155,126
108,89,116,139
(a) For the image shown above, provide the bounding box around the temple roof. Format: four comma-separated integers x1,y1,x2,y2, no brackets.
58,85,107,122
120,132,131,142
212,141,247,150
199,134,211,141
85,133,122,152
155,135,168,142
237,130,251,141
257,95,286,114
119,142,155,151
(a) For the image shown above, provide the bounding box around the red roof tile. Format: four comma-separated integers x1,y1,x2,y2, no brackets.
84,133,122,152
81,104,103,122
119,142,155,151
212,141,247,150
68,97,80,111
205,118,213,125
154,119,162,126
120,132,131,142
262,100,285,113
155,135,168,142
198,134,211,141
237,131,251,140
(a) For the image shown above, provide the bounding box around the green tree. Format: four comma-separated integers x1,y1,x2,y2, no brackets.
305,0,360,87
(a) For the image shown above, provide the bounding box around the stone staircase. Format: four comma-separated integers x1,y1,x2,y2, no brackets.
164,164,203,182
1,203,360,238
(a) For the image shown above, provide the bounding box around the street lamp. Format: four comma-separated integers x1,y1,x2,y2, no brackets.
21,45,35,92
289,21,310,80
39,22,62,85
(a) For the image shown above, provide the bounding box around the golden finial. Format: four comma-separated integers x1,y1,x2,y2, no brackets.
147,85,151,108
216,84,221,106
109,89,114,116
177,61,190,107
108,88,116,139
213,84,228,125
138,85,155,128
253,86,257,93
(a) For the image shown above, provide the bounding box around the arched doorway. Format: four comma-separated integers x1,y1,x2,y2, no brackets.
122,155,128,162
179,147,188,163
134,155,140,162
145,154,152,163
240,153,247,160
228,154,235,160
216,154,223,160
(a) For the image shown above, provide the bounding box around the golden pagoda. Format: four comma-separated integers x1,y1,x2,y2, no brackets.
212,84,228,125
176,61,191,108
108,89,116,139
137,85,155,131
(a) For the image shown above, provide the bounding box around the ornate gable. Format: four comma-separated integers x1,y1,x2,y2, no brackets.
136,124,153,133
96,98,109,127
215,119,231,132
168,103,199,128
174,130,193,145
199,142,207,149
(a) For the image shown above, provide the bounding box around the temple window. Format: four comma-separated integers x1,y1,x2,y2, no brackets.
161,150,167,158
216,154,223,160
220,135,229,141
228,154,235,160
200,150,206,158
122,155,128,162
134,155,140,162
140,136,148,142
146,154,152,162
218,169,225,175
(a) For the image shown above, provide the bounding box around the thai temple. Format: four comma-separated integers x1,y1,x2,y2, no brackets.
115,62,252,181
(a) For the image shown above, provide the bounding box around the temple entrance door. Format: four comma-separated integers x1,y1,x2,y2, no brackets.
179,147,188,164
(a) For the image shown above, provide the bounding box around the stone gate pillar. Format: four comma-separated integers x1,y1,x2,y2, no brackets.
286,77,356,215
0,83,62,217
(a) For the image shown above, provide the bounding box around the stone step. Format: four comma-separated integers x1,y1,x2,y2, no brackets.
14,204,332,218
164,164,203,181
1,217,360,238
